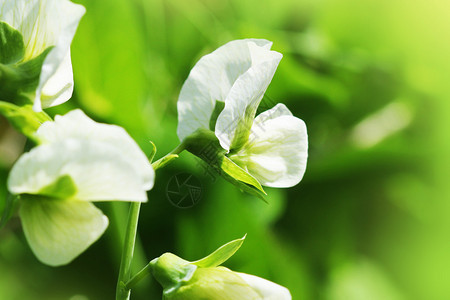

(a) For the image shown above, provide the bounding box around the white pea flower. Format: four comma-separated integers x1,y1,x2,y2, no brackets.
0,0,85,111
7,109,154,266
177,39,308,188
150,236,291,299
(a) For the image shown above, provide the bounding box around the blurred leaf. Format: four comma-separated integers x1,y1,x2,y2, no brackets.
0,193,16,228
326,259,405,300
71,0,147,134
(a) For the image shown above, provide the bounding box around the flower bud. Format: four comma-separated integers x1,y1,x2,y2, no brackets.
149,236,291,299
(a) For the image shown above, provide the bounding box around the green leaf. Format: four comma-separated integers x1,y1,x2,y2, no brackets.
191,235,247,268
37,175,78,199
0,101,51,141
0,22,25,64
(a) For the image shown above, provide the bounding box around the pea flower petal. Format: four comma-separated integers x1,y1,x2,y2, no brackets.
231,104,308,188
177,39,276,141
35,109,154,191
8,139,151,202
7,109,154,265
236,272,292,300
166,267,261,299
177,39,308,189
19,196,108,266
0,0,85,111
215,41,282,152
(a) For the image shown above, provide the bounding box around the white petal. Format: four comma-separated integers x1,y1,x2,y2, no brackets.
0,0,85,111
177,39,273,141
20,197,108,266
236,272,292,300
215,42,282,151
36,109,154,190
167,267,262,299
233,104,308,188
8,139,149,202
39,50,74,108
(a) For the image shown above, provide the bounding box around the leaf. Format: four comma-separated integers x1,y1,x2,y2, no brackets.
0,101,51,141
191,235,247,268
0,22,25,64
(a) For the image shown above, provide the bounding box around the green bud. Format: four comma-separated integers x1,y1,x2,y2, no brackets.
149,253,197,295
149,236,291,299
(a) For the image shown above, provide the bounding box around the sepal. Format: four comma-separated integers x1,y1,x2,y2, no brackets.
0,23,53,104
183,129,266,200
149,253,197,295
0,21,25,64
191,235,246,268
0,101,51,142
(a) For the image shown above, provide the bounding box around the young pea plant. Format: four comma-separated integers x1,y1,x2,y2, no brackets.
0,1,308,299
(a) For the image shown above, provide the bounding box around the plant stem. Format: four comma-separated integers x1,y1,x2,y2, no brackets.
115,142,186,299
125,261,152,290
115,202,141,300
151,142,186,171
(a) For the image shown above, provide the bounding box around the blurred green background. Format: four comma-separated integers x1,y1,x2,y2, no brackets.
1,0,449,299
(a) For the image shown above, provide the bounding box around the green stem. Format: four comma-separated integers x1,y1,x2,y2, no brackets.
152,142,186,171
125,261,152,290
116,202,141,300
115,142,186,299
